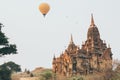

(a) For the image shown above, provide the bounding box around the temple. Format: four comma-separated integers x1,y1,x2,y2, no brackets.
52,14,113,76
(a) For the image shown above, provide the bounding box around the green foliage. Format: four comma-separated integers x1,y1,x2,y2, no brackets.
0,23,18,80
0,44,17,55
40,70,52,80
0,23,17,56
0,66,11,80
1,61,21,72
69,76,84,80
0,61,21,80
0,32,8,45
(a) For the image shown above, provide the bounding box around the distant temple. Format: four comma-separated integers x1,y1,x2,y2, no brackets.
52,14,113,76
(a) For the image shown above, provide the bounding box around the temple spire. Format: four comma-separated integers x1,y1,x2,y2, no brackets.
70,34,73,44
90,14,95,27
53,54,56,60
108,44,111,48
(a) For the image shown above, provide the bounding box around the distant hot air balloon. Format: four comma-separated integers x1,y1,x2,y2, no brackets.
39,2,50,17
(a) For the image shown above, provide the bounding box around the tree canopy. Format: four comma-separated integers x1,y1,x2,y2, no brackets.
1,61,21,72
0,23,17,57
0,65,11,80
0,61,21,80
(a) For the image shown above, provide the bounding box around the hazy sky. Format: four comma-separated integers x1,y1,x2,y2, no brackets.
0,0,120,71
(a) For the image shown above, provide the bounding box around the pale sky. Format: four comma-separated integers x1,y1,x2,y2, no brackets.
0,0,120,71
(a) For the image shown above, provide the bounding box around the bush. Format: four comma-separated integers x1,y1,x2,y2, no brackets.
69,76,84,80
40,70,52,80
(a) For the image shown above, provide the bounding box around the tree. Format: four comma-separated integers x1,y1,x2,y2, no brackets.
0,61,21,80
0,23,17,57
0,65,11,80
1,61,21,72
30,73,34,77
0,23,17,80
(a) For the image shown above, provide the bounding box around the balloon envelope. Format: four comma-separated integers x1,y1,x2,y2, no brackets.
39,3,50,17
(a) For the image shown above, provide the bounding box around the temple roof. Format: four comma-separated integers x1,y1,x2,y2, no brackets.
67,34,77,51
87,14,100,39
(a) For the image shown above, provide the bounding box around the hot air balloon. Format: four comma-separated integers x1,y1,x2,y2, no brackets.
39,2,50,17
